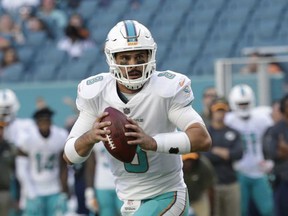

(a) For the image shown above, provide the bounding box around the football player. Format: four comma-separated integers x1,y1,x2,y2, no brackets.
63,20,211,216
0,88,34,214
0,89,33,144
225,84,274,216
85,142,122,216
16,107,69,216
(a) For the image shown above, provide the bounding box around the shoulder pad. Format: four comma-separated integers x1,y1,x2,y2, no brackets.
150,70,194,99
77,73,112,99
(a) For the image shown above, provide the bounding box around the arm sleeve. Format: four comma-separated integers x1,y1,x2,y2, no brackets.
167,74,205,131
67,110,97,140
169,105,205,131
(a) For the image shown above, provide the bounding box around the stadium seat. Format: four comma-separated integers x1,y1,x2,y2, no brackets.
0,63,24,82
227,0,257,9
1,0,288,82
57,60,91,81
194,0,226,10
77,47,101,66
104,0,129,14
162,54,192,74
122,10,152,26
31,63,58,81
192,57,215,76
17,46,36,68
76,0,98,21
88,60,109,77
25,31,49,48
36,46,68,66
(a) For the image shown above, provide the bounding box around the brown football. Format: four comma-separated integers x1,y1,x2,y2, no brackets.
101,107,137,163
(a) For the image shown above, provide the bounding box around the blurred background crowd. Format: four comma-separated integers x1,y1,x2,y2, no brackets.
0,0,287,83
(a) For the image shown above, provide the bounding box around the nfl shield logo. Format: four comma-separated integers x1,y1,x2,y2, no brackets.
123,108,130,114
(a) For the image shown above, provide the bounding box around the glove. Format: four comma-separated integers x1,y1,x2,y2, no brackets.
85,187,98,213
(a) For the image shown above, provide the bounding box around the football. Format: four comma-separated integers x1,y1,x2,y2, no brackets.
101,107,137,163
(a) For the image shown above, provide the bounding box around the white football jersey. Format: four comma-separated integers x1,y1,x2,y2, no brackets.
4,118,35,208
18,124,68,196
93,143,116,189
69,71,202,200
4,118,34,146
225,109,273,178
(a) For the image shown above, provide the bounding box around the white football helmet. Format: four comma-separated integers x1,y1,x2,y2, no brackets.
229,84,255,118
0,89,20,124
105,20,157,90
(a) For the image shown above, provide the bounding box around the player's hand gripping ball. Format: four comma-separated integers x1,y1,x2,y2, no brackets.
101,107,137,163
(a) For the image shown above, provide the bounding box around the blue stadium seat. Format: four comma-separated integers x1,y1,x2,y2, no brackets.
91,53,109,74
31,63,58,81
122,10,152,26
192,57,215,76
202,39,234,58
227,0,257,9
77,47,101,66
0,63,24,82
1,0,288,82
104,0,129,14
17,46,36,68
162,54,192,75
121,0,162,25
88,59,109,77
76,0,98,21
161,0,191,11
185,9,217,27
34,46,68,67
25,31,50,48
88,11,121,43
194,0,226,10
57,60,91,80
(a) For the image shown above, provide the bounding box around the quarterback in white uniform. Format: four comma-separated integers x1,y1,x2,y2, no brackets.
225,84,274,216
63,20,211,216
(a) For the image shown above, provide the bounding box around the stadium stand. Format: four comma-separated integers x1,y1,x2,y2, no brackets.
0,62,24,82
0,0,288,83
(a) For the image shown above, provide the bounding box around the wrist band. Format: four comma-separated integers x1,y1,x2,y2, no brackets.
153,132,191,154
64,137,89,163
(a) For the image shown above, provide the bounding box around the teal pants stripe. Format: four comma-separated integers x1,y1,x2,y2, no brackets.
134,191,189,216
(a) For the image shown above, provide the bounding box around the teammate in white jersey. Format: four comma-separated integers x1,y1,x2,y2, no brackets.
63,20,211,216
225,84,274,216
0,89,33,145
0,88,34,215
85,143,122,216
16,107,69,216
